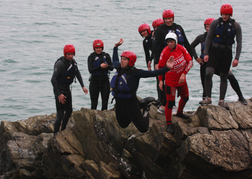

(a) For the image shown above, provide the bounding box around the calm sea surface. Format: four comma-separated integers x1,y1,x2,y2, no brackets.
1,0,252,121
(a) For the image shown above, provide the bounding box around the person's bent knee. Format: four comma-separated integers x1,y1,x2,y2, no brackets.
205,67,214,80
167,100,175,109
183,96,189,103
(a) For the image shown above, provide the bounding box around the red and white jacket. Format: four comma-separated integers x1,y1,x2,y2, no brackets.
158,44,193,87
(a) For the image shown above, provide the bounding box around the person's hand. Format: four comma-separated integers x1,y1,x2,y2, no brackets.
154,64,159,70
204,55,209,63
58,94,66,104
159,80,163,91
147,61,152,71
166,56,174,69
100,63,108,68
115,38,124,47
83,87,88,94
179,73,186,84
196,58,204,65
232,59,239,67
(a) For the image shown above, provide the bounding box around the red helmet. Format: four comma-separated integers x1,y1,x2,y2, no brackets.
220,4,233,16
204,18,215,26
121,51,137,67
138,23,151,35
152,18,164,28
63,44,75,56
162,9,174,19
93,39,104,50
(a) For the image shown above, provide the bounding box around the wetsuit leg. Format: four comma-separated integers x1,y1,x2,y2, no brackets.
89,78,100,110
61,92,73,131
219,49,232,100
219,72,228,100
227,71,243,98
165,86,176,125
159,74,166,107
177,83,189,114
205,67,215,98
54,97,65,134
156,76,161,102
200,62,207,98
115,97,149,133
115,98,132,128
100,77,110,111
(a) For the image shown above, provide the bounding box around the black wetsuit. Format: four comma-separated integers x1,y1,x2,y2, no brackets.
191,31,244,100
142,32,154,67
87,52,113,110
51,56,85,134
204,18,242,100
111,47,170,133
153,23,193,106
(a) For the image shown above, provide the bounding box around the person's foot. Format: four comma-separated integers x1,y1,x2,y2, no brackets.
143,104,151,117
176,113,190,119
239,97,248,105
199,97,212,106
166,124,174,133
172,106,177,115
157,106,165,114
218,101,229,110
152,99,160,106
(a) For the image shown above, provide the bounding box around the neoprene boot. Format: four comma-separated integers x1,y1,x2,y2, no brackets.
176,113,190,119
166,124,174,134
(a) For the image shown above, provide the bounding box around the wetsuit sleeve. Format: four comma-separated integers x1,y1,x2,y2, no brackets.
87,54,102,74
177,25,193,58
51,60,65,97
106,53,114,71
190,34,203,60
112,47,121,69
136,67,169,78
181,46,193,75
204,20,218,55
234,22,242,60
153,27,163,63
73,64,84,88
143,40,150,67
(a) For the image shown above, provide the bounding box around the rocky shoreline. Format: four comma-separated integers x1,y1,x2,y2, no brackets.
0,98,252,179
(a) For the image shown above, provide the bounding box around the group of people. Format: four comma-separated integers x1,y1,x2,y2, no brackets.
51,3,247,135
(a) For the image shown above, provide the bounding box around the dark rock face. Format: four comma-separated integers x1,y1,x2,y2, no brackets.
1,98,252,179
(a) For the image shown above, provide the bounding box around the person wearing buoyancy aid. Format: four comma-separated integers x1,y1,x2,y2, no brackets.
191,18,247,105
158,32,193,133
199,4,244,109
110,38,174,133
87,39,113,110
51,44,88,135
153,9,193,113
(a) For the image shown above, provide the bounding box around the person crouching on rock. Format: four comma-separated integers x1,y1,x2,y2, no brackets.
51,44,88,136
110,38,174,133
158,32,193,134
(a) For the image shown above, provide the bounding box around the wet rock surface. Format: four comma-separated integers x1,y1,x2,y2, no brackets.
0,98,252,179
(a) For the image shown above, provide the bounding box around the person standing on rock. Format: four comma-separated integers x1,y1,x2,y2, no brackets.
51,44,88,135
158,32,193,133
191,18,247,105
138,23,153,70
87,39,113,110
153,9,193,114
110,38,174,133
199,4,244,109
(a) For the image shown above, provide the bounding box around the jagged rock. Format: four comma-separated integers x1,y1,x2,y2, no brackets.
0,98,252,179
